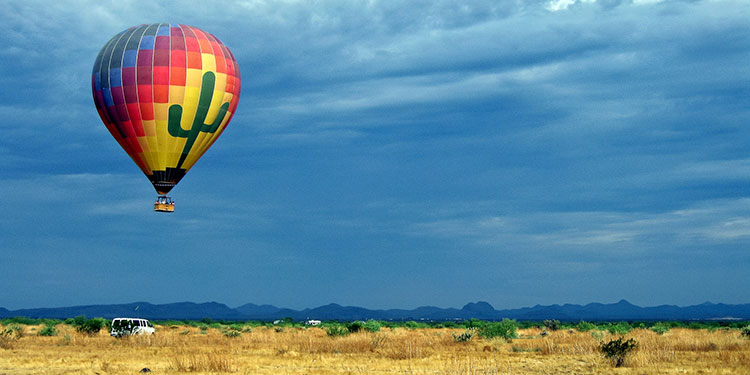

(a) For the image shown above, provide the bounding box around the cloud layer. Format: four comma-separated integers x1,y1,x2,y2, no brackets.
1,0,748,310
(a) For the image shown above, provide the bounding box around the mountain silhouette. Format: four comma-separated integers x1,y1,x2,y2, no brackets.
2,300,748,321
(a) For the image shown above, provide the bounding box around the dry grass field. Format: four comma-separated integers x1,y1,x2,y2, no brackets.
0,323,748,374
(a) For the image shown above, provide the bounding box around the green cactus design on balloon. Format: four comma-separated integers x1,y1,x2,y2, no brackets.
168,71,230,169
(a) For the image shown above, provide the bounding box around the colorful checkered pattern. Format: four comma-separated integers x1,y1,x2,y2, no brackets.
92,24,241,194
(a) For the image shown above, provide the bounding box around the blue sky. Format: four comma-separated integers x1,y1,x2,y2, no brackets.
1,0,749,311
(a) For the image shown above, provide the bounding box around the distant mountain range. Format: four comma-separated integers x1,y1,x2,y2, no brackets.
1,300,749,321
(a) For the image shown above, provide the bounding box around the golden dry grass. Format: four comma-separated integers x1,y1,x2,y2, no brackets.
0,324,747,374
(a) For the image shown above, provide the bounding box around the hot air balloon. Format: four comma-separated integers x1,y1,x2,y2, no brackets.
92,24,241,212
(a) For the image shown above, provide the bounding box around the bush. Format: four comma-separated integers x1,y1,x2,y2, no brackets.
325,325,350,337
600,337,637,367
651,322,670,335
346,321,365,333
478,319,517,341
0,327,22,349
452,329,475,343
363,320,381,332
741,326,750,339
42,319,62,327
38,323,58,337
6,324,25,338
223,330,241,338
65,315,86,327
576,321,597,332
403,321,423,329
607,322,632,335
2,317,40,325
76,318,107,335
543,319,561,331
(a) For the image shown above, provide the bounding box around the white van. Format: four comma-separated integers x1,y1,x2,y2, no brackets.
110,318,155,337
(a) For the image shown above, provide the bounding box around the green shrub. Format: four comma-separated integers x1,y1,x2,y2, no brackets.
76,318,107,335
403,321,423,329
2,317,41,325
441,321,459,329
42,319,62,327
576,321,597,332
66,315,86,327
325,325,350,337
223,329,241,338
607,322,632,335
543,319,561,331
38,323,58,337
478,319,517,341
651,322,670,335
6,324,25,338
452,329,475,343
363,320,381,332
346,321,365,333
600,337,637,367
741,326,750,339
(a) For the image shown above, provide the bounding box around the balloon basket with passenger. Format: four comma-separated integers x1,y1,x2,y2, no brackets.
154,196,175,213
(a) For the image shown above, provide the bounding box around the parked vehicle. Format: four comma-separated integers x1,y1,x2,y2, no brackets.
110,318,155,337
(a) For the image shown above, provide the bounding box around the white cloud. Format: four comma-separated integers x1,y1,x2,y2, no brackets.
546,0,597,12
407,198,750,253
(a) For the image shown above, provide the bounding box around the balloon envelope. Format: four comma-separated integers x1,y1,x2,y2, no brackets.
92,23,241,194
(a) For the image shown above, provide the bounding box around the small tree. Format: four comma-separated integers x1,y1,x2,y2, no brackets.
478,319,517,342
600,337,637,367
741,325,750,339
